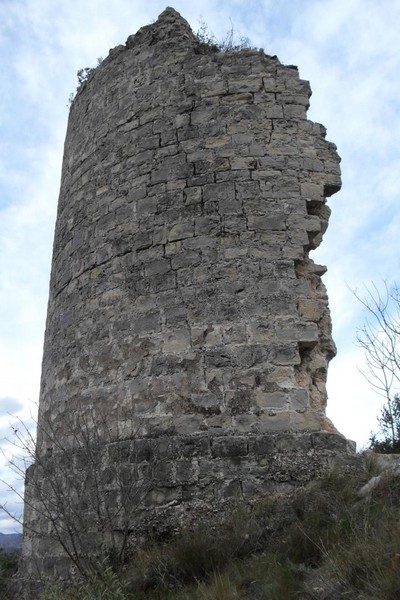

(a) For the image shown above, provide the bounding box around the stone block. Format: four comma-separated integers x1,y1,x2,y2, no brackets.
149,272,177,293
163,329,191,353
221,323,247,344
242,477,276,496
190,392,221,414
301,182,324,201
204,135,230,148
177,436,210,458
137,196,158,216
164,305,188,327
132,439,154,462
258,411,292,433
256,391,287,409
203,181,235,203
175,459,199,484
289,389,309,412
291,411,321,432
132,312,160,334
204,348,233,368
221,92,253,104
173,414,205,435
275,433,312,452
194,216,221,236
225,390,252,415
184,186,202,205
248,434,275,455
227,75,262,93
311,432,349,452
204,412,232,434
214,479,243,500
153,460,174,483
218,198,243,215
298,298,322,322
145,258,171,276
168,221,194,241
247,322,273,343
234,414,259,433
278,322,319,345
191,325,222,347
211,437,248,458
248,213,286,231
190,106,217,125
135,230,153,251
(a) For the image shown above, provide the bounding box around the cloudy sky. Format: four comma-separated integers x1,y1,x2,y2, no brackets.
1,0,399,531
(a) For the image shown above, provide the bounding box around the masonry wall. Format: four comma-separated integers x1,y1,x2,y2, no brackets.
22,7,350,585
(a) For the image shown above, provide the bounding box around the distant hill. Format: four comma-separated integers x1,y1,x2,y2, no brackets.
0,533,22,552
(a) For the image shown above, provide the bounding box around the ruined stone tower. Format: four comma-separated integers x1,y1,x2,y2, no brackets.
22,7,353,583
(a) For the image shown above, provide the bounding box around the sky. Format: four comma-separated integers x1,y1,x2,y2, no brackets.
1,0,399,532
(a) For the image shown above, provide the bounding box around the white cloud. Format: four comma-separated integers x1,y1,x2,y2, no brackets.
0,399,24,416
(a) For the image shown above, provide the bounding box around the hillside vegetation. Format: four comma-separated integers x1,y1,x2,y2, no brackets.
2,456,400,599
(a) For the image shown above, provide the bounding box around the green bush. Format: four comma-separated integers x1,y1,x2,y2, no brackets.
0,549,20,598
370,394,400,453
40,565,131,600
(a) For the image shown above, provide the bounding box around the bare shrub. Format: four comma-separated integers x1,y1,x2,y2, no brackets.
355,282,400,452
194,20,253,54
1,406,154,584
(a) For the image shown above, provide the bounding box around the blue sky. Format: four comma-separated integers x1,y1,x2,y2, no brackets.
1,0,400,532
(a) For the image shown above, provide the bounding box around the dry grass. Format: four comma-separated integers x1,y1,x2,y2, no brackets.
38,460,400,600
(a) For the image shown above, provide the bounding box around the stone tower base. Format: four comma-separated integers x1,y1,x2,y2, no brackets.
20,430,355,590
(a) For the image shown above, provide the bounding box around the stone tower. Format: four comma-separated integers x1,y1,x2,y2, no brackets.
21,7,353,583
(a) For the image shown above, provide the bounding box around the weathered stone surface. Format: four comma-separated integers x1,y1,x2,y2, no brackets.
21,6,350,590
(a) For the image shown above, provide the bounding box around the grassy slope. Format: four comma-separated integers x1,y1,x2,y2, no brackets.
4,455,400,600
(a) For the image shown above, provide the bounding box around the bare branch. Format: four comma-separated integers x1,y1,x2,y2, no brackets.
354,282,400,450
0,403,156,583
